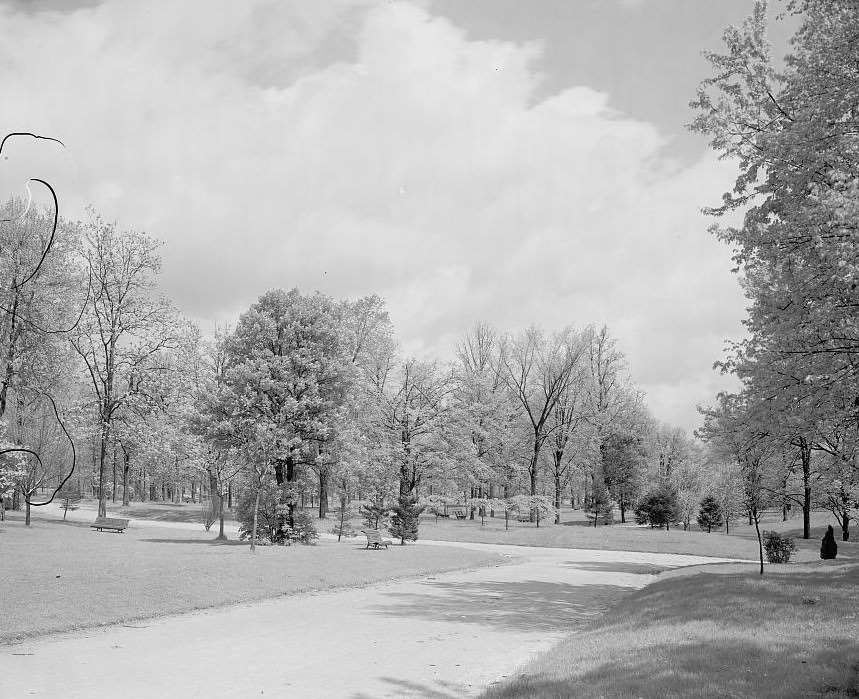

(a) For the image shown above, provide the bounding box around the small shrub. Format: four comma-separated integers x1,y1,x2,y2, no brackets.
201,500,218,532
330,501,357,541
285,508,318,545
763,530,797,563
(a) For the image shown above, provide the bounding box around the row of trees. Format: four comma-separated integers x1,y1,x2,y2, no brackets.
1,191,735,542
691,0,859,552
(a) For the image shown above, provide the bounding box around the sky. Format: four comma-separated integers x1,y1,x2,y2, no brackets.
0,0,796,434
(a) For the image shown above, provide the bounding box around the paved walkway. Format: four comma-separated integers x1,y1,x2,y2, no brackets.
1,528,727,699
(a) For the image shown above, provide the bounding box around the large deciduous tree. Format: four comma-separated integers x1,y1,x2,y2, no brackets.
70,213,179,517
499,325,586,508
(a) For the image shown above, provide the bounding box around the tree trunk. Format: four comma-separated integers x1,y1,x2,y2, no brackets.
842,514,850,542
97,422,109,517
250,485,260,553
619,500,626,524
111,445,117,503
554,469,561,524
122,449,131,506
217,490,226,540
799,438,812,539
25,493,30,525
318,469,328,519
752,507,764,575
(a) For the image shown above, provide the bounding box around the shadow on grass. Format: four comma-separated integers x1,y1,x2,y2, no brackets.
482,563,859,698
561,561,678,575
351,677,469,699
140,537,246,546
368,578,634,633
117,505,208,524
483,639,859,698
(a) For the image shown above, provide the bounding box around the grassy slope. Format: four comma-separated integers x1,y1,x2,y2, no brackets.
419,508,855,562
0,514,502,643
481,560,859,699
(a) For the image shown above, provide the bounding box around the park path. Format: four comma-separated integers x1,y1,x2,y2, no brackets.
0,536,727,699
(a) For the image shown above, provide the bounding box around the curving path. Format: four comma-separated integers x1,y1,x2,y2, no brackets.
1,536,730,699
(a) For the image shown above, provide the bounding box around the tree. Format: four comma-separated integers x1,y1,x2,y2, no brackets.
388,492,426,544
697,495,724,533
584,482,614,527
224,289,348,537
499,325,586,512
699,391,777,574
600,428,645,524
70,213,178,517
634,485,681,530
691,0,859,544
370,358,455,498
0,194,81,516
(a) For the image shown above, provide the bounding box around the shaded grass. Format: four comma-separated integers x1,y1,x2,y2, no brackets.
481,560,859,699
0,515,503,643
421,509,858,562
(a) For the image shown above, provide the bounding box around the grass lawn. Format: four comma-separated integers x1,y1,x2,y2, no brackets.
0,513,503,643
420,508,857,562
481,559,859,698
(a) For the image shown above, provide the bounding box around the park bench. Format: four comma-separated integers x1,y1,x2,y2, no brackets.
362,529,393,549
91,517,130,533
450,509,467,520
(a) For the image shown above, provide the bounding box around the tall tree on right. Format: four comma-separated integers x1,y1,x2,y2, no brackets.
690,0,859,531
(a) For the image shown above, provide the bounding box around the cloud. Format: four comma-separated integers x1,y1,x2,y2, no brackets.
0,0,744,432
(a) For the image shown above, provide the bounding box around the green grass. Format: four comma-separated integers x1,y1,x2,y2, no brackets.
420,508,857,562
0,514,503,643
481,560,859,698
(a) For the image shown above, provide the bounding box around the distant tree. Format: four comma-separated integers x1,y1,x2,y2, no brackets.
635,485,681,530
584,484,614,527
388,493,426,544
600,428,645,523
331,498,357,541
70,214,179,518
499,325,586,508
360,496,389,531
696,495,723,533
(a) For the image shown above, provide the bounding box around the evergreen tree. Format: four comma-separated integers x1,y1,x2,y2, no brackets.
331,499,357,541
388,493,426,544
635,485,681,530
584,482,614,527
360,497,389,530
696,495,723,533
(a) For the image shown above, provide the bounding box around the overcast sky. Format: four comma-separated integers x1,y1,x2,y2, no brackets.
0,0,794,433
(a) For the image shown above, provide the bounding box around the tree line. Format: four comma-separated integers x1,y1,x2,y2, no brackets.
691,0,858,557
0,200,733,543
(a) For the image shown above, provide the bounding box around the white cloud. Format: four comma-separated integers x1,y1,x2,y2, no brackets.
0,0,746,433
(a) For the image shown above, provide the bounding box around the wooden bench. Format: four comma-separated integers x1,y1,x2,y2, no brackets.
362,529,393,549
91,517,130,533
451,509,467,520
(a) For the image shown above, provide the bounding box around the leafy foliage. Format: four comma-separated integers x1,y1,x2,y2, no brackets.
696,495,724,533
388,493,426,543
635,485,681,530
763,531,797,564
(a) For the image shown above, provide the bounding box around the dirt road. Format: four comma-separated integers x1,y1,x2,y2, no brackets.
1,541,726,698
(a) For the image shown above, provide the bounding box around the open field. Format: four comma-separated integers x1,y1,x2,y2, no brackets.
0,513,503,643
481,559,859,698
419,507,857,562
